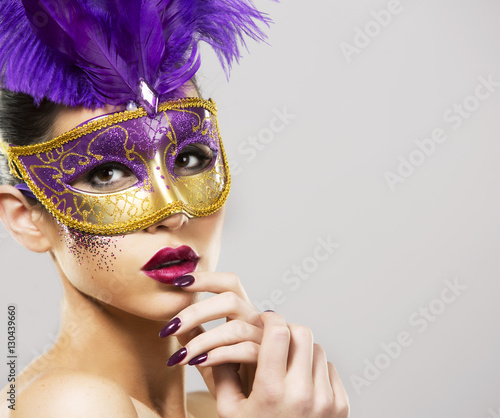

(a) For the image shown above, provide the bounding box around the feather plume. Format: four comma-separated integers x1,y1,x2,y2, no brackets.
0,0,271,108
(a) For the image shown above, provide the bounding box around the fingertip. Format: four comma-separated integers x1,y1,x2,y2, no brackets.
188,353,208,366
260,310,286,325
159,317,182,338
173,274,195,287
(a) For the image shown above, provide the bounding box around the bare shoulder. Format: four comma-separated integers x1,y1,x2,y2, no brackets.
187,391,218,418
12,368,139,418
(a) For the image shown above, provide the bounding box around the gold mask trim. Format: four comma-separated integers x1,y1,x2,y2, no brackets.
1,97,230,235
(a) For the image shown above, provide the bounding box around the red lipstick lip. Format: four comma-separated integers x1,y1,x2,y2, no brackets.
142,245,199,284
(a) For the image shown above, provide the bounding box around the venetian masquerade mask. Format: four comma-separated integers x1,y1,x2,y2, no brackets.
2,97,230,235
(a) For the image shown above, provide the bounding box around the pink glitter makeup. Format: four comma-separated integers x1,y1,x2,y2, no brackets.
57,222,124,274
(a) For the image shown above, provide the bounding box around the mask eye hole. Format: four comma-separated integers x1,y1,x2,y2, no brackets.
174,144,215,176
71,162,138,193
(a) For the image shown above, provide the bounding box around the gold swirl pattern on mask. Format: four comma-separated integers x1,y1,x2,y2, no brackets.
2,98,230,235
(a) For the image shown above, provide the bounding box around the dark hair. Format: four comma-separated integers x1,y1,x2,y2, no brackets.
0,89,65,186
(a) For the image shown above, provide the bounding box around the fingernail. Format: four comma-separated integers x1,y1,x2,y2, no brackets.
173,274,195,287
264,309,275,313
188,353,208,366
167,347,187,366
159,317,181,338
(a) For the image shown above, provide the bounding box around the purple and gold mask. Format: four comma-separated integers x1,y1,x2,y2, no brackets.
2,98,230,235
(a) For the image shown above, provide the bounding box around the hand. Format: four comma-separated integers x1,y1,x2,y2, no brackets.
160,272,263,396
213,311,350,418
160,272,349,417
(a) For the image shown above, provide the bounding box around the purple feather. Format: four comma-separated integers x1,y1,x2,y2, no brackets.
0,0,271,108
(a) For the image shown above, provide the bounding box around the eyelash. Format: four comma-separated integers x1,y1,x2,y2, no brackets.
84,162,133,189
75,144,215,191
174,144,215,174
177,144,214,160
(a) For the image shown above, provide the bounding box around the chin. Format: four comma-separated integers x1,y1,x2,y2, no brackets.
99,289,201,322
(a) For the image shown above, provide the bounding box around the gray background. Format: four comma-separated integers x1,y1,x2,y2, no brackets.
1,0,500,416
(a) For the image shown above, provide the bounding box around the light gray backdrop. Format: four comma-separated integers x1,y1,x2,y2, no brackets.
1,0,499,417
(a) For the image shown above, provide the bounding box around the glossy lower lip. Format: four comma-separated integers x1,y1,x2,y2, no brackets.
142,245,199,284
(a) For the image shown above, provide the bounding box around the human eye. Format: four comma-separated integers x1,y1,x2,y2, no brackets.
174,144,215,176
71,162,138,192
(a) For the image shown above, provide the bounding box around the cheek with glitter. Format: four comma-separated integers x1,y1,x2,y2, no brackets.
58,223,124,277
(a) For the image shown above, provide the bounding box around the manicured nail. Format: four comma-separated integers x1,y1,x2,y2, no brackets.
167,347,187,366
264,309,275,312
159,317,181,338
173,274,195,287
188,353,208,366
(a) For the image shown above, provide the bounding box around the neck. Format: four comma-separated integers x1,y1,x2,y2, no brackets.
52,275,189,417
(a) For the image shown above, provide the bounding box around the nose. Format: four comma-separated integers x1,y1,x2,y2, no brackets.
144,212,189,233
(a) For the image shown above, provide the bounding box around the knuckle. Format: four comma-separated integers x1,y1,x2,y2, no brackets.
220,291,239,310
241,341,259,358
290,324,313,341
313,343,327,360
230,319,250,338
335,400,350,418
289,391,313,415
291,390,313,407
227,272,247,296
268,325,290,342
261,383,284,405
226,272,241,287
313,343,325,355
315,394,335,415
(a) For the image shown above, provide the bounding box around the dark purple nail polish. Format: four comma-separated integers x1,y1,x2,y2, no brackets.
188,353,208,366
167,347,187,366
173,274,195,287
264,309,275,312
159,317,181,338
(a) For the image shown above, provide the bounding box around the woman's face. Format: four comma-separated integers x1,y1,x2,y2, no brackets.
37,86,226,321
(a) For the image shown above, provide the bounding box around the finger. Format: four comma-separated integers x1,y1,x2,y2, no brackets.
312,344,331,392
328,362,350,418
253,311,290,385
188,341,260,367
178,320,263,365
161,292,261,338
286,324,314,385
312,344,335,412
174,324,205,348
212,364,245,417
173,272,251,301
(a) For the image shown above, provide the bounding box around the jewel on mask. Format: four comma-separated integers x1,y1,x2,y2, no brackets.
138,78,159,118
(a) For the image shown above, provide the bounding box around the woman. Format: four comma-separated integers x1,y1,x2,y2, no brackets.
0,0,349,416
